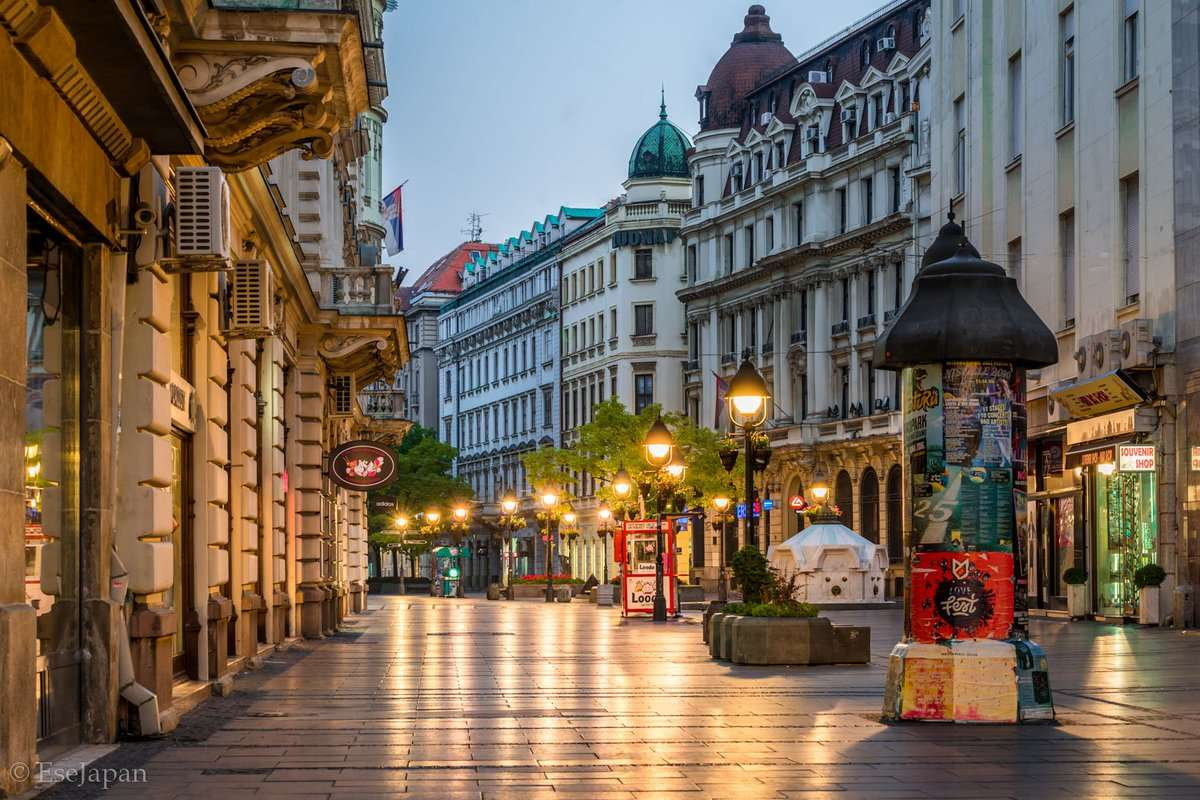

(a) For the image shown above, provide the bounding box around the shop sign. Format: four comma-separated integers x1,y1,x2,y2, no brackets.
1192,446,1200,472
369,496,397,513
1038,439,1064,477
169,371,196,433
610,227,677,249
327,440,398,491
1118,444,1156,472
1050,370,1146,420
910,551,1015,642
1066,409,1137,446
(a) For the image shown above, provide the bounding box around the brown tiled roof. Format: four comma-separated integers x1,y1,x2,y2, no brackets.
408,241,498,297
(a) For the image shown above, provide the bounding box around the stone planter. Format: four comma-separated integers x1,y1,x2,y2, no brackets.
595,584,615,607
712,616,871,666
1139,586,1161,625
510,583,550,599
1067,583,1089,619
486,583,502,601
702,601,728,644
720,615,738,661
708,612,728,655
555,586,572,602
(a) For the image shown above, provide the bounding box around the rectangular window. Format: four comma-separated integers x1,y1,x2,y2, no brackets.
695,174,705,206
443,418,451,442
686,244,698,283
793,202,804,244
754,152,764,183
634,248,653,279
724,233,734,274
765,216,774,252
634,374,654,414
1061,9,1075,126
542,387,552,428
745,224,755,266
1123,174,1140,302
1007,238,1022,288
954,96,966,196
862,177,874,224
598,313,605,342
1060,210,1076,326
1123,1,1139,82
799,288,808,333
634,303,654,336
841,277,850,322
1008,53,1023,160
609,307,617,340
890,167,901,214
866,362,876,412
867,269,876,315
837,188,847,233
775,141,785,169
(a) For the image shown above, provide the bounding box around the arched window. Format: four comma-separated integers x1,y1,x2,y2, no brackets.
886,465,903,562
860,468,880,543
836,470,854,529
784,477,804,538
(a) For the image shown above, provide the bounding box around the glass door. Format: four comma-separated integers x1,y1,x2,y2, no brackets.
1094,469,1156,617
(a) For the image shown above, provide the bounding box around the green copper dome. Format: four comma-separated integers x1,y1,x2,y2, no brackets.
627,93,692,180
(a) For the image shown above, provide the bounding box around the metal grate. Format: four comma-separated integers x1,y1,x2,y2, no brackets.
174,167,228,257
229,260,268,332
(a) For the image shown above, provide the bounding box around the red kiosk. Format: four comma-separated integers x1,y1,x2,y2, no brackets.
616,519,678,616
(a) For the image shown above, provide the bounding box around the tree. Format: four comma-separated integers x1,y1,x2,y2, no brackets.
521,398,742,518
367,426,473,575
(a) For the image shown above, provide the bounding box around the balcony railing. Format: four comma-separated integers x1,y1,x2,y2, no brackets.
762,340,774,355
721,351,736,365
790,330,806,345
684,358,699,372
857,313,876,331
831,320,850,336
884,308,899,323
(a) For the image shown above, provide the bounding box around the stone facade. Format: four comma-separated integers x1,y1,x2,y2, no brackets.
0,1,407,793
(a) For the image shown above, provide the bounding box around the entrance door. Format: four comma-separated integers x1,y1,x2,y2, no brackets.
1094,469,1157,617
25,211,82,753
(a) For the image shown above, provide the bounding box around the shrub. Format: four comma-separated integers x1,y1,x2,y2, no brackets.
1062,566,1088,585
1133,563,1166,589
718,601,819,618
730,546,772,603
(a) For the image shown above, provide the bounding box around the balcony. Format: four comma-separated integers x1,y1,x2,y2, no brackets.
831,320,850,337
762,340,774,355
884,308,899,323
790,330,806,345
721,351,736,366
319,267,395,315
684,358,700,372
857,313,876,331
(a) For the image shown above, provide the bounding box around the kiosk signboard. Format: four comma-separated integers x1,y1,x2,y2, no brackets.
618,520,677,616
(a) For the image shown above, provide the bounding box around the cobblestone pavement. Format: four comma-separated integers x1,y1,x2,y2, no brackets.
37,596,1200,799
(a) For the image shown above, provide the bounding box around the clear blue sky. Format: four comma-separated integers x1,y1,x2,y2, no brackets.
381,0,884,279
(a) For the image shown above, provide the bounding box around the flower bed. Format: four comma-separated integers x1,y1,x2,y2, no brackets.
513,574,584,585
720,601,819,618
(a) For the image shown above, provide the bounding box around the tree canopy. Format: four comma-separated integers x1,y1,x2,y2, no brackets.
521,398,743,517
367,425,473,547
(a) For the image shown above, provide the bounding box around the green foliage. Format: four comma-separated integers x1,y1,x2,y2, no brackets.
1062,566,1089,585
367,425,473,538
730,546,771,603
1133,563,1166,589
520,397,742,517
719,601,819,618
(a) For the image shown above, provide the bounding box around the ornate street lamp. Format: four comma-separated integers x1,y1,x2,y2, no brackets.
539,488,559,602
597,503,613,584
642,418,679,622
561,508,578,579
451,504,470,596
394,514,409,594
712,494,732,601
499,492,520,594
612,467,633,500
726,357,770,553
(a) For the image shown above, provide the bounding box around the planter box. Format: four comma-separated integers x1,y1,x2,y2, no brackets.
1067,583,1088,618
595,584,615,607
722,617,871,666
510,583,550,599
486,583,503,601
555,586,572,603
708,612,727,655
702,601,728,644
1140,586,1161,625
721,615,738,661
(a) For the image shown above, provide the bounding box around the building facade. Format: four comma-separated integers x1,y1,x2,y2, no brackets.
436,209,602,586
926,0,1193,622
3,0,407,790
680,2,931,589
557,100,694,580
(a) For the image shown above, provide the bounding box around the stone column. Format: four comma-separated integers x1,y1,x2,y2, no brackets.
0,151,36,795
775,291,792,419
811,284,831,414
295,357,326,638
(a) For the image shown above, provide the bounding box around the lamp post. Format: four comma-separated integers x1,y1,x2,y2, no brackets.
425,509,442,595
643,415,676,622
395,514,409,594
539,488,559,602
711,495,731,601
875,214,1057,723
561,509,578,580
452,504,470,596
597,504,613,584
500,492,520,596
726,357,770,554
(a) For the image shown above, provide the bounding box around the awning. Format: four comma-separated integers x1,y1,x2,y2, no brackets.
1051,370,1148,419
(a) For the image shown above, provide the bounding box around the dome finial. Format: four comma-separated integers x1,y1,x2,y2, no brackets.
660,85,667,120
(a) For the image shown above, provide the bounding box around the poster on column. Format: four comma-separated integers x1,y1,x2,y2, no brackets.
910,551,1015,642
904,365,947,545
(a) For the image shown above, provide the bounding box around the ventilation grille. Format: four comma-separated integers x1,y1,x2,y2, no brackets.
174,167,229,258
330,375,354,416
225,260,272,336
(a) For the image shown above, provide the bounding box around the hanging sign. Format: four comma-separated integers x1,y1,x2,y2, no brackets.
1050,370,1146,420
1117,444,1156,472
1191,446,1200,471
1066,409,1137,446
327,440,398,490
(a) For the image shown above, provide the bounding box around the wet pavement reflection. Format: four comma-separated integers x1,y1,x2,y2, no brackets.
48,596,1200,799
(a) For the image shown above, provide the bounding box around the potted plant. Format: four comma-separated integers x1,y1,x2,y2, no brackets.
718,438,739,473
1134,563,1166,625
1063,566,1089,619
750,431,772,470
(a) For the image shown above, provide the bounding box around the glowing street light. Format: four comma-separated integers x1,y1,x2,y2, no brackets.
664,451,686,480
810,465,831,503
643,415,674,468
726,358,770,428
501,494,518,514
425,509,441,525
612,467,632,499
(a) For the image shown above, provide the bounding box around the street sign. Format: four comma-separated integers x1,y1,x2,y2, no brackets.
762,498,775,511
789,495,805,509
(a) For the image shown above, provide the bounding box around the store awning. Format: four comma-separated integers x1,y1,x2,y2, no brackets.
1050,370,1147,419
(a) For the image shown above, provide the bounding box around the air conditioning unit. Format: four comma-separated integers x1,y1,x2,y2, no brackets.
760,111,774,126
173,166,230,259
1120,318,1156,370
1079,330,1124,379
1046,395,1071,425
877,36,897,51
841,108,857,124
328,374,355,417
807,70,828,84
223,259,274,338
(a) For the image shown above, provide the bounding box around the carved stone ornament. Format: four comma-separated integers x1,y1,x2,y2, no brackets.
174,51,338,172
318,334,390,362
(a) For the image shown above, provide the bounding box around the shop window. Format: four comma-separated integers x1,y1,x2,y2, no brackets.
1094,468,1156,617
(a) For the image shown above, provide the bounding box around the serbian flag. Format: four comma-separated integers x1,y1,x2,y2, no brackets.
383,184,404,255
714,371,729,429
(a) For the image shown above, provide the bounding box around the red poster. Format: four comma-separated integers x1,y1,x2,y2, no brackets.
910,551,1014,642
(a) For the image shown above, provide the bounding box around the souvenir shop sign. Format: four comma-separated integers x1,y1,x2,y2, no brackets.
910,551,1015,642
1051,370,1146,420
327,440,398,490
1118,444,1156,472
904,362,1016,551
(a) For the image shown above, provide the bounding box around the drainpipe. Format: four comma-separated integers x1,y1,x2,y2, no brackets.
110,549,161,735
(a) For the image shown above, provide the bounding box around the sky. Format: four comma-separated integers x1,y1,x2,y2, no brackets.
381,0,885,280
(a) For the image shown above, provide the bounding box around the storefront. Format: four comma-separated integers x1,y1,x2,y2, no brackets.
1029,436,1082,613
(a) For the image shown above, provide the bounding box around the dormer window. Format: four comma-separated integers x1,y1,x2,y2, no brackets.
860,39,871,68
775,141,785,168
754,152,764,182
768,93,777,114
